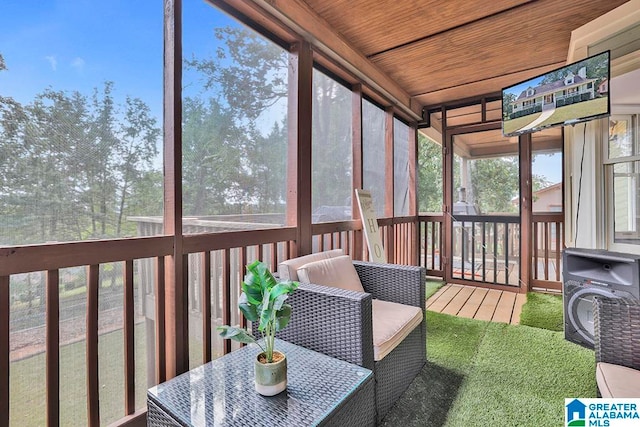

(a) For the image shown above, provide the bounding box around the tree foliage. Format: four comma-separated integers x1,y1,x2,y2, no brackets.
417,133,443,213
0,67,161,244
541,55,608,85
185,26,352,219
469,157,519,214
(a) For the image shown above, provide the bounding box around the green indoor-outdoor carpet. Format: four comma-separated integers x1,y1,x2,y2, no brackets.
381,311,595,427
426,280,445,300
519,292,564,332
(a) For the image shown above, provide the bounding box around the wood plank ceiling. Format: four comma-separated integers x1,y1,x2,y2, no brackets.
301,0,628,113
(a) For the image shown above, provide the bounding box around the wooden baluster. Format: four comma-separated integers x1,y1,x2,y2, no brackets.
201,252,211,363
222,249,231,355
86,265,100,427
0,275,9,427
154,257,166,384
123,260,135,415
46,269,60,427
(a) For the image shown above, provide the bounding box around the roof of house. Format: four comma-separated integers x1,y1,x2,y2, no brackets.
515,75,595,101
533,182,562,195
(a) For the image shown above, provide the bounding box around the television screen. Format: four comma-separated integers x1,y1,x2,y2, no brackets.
502,51,610,137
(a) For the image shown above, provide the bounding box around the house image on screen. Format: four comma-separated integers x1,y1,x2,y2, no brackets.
510,66,597,119
566,399,587,424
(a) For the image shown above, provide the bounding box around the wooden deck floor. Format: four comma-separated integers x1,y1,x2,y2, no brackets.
427,284,527,325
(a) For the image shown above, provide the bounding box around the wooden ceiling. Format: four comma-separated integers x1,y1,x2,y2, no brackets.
300,0,628,113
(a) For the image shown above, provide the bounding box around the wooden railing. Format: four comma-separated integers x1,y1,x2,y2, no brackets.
0,237,173,427
531,212,564,291
0,213,565,425
417,214,444,277
448,214,521,287
378,216,417,265
1,217,428,426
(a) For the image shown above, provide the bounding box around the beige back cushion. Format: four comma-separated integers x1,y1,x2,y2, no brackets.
278,249,344,281
296,255,365,293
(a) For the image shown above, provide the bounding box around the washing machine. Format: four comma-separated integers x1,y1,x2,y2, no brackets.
563,248,640,349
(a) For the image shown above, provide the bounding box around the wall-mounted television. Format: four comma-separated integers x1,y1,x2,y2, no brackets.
502,51,610,137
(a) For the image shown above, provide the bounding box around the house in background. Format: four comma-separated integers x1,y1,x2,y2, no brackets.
533,183,563,212
510,66,597,117
598,77,609,95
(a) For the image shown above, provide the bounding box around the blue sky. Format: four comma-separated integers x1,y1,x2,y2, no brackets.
504,76,544,98
0,0,238,121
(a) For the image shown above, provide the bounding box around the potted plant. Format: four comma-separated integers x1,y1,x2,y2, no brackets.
217,260,299,396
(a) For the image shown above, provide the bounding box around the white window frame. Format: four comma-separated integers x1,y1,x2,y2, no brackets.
604,113,640,253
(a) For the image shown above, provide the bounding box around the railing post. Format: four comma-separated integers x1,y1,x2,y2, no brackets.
0,275,9,427
287,41,313,257
163,0,188,378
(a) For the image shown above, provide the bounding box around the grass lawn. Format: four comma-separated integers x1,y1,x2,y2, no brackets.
383,299,595,426
502,97,607,136
10,323,149,426
502,112,542,135
538,97,608,128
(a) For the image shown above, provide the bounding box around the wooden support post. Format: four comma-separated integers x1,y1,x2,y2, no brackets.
519,132,533,293
408,123,418,265
286,41,313,256
384,108,395,262
163,0,188,379
352,84,364,260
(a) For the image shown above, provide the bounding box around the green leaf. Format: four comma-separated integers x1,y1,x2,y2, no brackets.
273,293,288,311
275,304,292,331
246,260,277,290
269,280,299,302
241,277,263,305
217,325,256,344
259,287,273,331
238,293,259,322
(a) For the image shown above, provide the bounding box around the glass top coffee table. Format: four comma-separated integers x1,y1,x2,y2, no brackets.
147,339,375,426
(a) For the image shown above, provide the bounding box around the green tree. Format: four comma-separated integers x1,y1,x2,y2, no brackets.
84,82,120,237
502,92,516,119
11,89,90,242
185,27,288,122
469,157,519,214
311,70,352,212
185,27,291,216
182,97,245,215
114,96,160,235
244,121,287,213
417,133,443,213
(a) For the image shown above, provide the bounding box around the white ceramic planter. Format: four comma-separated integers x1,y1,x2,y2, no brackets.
254,351,287,396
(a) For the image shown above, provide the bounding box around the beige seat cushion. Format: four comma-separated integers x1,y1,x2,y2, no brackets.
372,299,423,361
278,249,344,281
596,362,640,398
296,255,365,293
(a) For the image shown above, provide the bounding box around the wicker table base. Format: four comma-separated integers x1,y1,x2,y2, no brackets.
147,339,375,426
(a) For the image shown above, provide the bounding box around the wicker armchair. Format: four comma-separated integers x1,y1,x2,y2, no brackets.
592,297,640,397
274,260,426,423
